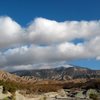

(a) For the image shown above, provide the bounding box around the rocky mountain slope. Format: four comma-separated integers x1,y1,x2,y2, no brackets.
0,70,36,83
0,65,100,82
0,70,21,81
12,65,100,80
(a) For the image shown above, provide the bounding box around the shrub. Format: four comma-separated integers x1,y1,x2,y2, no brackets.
89,93,98,100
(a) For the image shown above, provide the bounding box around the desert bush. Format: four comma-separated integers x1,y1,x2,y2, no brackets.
29,84,61,93
0,80,17,93
89,93,98,100
83,79,100,90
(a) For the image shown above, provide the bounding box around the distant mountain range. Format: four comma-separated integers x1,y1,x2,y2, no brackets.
11,65,100,80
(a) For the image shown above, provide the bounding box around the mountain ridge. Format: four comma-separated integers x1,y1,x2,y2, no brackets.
11,65,100,80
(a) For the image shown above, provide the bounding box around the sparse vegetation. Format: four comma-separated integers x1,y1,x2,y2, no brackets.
0,78,100,96
0,79,61,94
0,80,18,93
89,93,98,100
3,96,15,100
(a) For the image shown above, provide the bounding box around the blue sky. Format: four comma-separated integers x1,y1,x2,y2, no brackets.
0,0,100,70
0,0,100,25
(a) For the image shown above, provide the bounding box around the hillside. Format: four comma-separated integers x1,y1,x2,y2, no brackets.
0,70,36,84
12,65,100,80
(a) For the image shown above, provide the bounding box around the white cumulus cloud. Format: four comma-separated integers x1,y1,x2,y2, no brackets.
0,16,100,71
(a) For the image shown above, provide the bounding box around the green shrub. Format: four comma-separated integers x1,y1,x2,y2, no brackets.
0,80,17,93
89,93,98,100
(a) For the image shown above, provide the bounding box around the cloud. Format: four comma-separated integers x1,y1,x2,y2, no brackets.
0,16,25,48
0,16,100,70
28,18,100,45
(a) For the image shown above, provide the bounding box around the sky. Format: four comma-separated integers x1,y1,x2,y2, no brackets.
0,0,100,71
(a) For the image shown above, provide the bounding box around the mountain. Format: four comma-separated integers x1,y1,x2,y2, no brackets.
0,70,21,81
0,70,36,83
11,65,100,80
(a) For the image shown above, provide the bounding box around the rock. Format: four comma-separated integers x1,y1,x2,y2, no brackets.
44,92,58,98
0,92,12,99
0,86,3,93
86,89,98,98
15,91,25,100
57,89,67,97
75,91,85,99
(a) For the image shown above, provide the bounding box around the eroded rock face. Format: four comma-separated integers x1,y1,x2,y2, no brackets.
0,70,37,84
